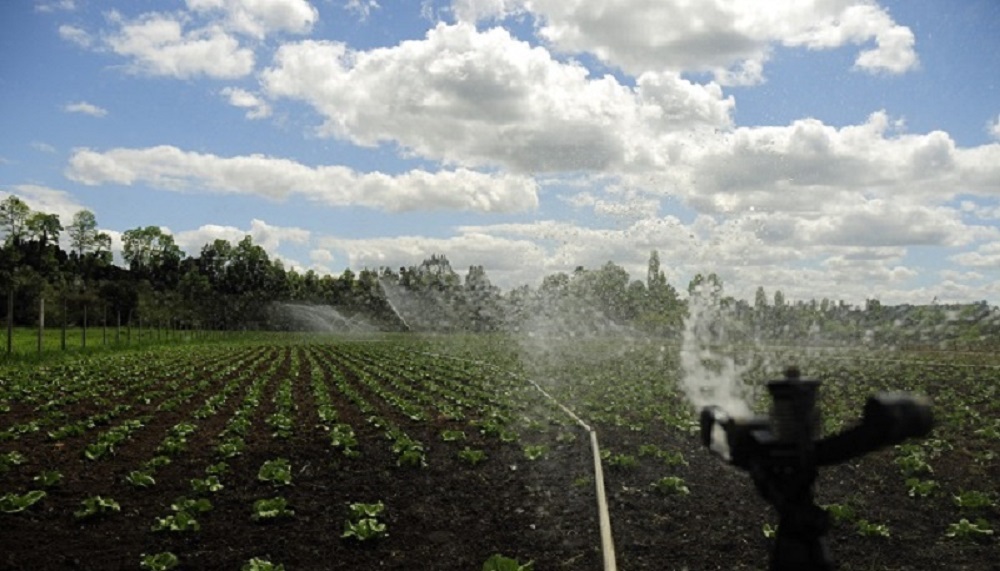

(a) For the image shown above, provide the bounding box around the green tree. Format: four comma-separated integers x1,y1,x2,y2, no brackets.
67,210,100,255
0,195,31,246
754,286,768,311
122,226,184,287
26,212,62,247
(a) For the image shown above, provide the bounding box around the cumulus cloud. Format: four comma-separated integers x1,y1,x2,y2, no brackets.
627,112,1000,218
66,145,539,213
345,0,381,21
36,0,76,13
261,23,733,172
185,0,319,39
64,101,108,117
0,185,88,223
174,218,309,254
58,24,92,47
105,12,255,79
951,242,1000,269
319,231,550,286
220,87,271,119
988,114,1000,141
455,1,917,83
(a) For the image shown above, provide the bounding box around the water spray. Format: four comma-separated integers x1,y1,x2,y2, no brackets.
699,367,933,571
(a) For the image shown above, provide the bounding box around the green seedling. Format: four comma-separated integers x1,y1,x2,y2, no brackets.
342,501,387,541
458,447,488,466
823,503,856,524
905,478,937,498
126,470,156,487
440,429,466,442
652,476,690,496
251,497,295,521
191,475,224,494
242,558,286,571
206,462,229,475
342,517,387,540
258,458,292,486
945,518,994,540
856,519,890,538
0,490,46,513
33,469,63,487
953,490,994,509
75,495,120,520
482,554,535,571
140,552,180,571
522,444,547,461
607,453,639,470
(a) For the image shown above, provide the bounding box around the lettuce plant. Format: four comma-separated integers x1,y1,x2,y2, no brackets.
75,496,120,520
482,554,534,571
242,557,286,571
126,470,156,488
258,458,292,486
342,501,387,541
0,490,46,513
251,497,295,521
652,476,690,496
139,552,179,571
33,469,63,487
945,518,994,540
458,447,487,466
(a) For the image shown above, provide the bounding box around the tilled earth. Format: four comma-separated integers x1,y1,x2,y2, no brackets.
1,345,997,570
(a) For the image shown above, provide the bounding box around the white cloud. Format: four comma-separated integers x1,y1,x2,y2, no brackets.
461,0,918,83
105,12,254,79
174,218,310,255
629,112,1000,217
319,231,550,286
0,185,88,224
66,145,539,213
64,101,108,117
310,248,334,263
31,141,56,153
951,242,1000,269
58,24,92,47
988,114,1000,141
36,0,76,13
186,0,319,39
345,0,380,21
261,23,733,172
220,87,271,119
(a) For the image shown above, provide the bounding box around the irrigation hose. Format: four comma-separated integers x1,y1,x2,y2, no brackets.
409,350,619,571
523,379,618,571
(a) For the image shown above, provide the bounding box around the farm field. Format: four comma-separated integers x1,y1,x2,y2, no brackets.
1,334,998,570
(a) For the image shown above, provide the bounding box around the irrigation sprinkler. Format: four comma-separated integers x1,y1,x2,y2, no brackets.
699,367,933,571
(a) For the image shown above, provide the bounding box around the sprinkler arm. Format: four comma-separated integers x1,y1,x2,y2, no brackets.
699,374,933,571
699,393,933,468
815,392,933,466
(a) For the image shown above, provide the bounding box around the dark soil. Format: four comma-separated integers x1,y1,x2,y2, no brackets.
1,344,997,570
0,346,600,571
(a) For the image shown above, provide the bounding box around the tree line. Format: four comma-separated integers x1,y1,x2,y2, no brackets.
2,194,996,349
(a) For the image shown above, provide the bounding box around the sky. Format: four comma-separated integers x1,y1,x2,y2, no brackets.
2,0,1000,306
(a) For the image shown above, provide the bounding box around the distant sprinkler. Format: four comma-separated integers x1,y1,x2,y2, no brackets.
699,367,933,570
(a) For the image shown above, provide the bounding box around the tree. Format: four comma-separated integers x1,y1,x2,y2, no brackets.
67,210,99,255
0,195,31,246
26,212,62,247
755,286,768,311
122,226,183,286
647,250,667,292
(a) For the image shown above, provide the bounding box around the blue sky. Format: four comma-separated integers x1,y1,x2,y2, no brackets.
2,0,999,305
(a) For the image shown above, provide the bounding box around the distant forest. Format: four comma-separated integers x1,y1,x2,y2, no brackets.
2,195,997,349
